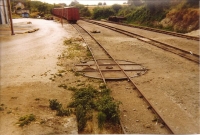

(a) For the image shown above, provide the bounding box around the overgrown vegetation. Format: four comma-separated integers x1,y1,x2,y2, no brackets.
48,84,121,132
63,38,86,59
49,99,72,116
17,114,36,127
92,7,115,20
11,0,55,15
67,85,121,132
88,0,199,33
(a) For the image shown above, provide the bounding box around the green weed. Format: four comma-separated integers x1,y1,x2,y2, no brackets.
49,99,62,110
18,114,36,127
58,84,67,89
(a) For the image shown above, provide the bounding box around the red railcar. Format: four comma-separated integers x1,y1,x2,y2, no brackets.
52,7,79,23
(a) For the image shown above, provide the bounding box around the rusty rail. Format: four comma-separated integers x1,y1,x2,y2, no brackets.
94,19,199,41
71,23,175,134
71,24,106,84
83,20,199,64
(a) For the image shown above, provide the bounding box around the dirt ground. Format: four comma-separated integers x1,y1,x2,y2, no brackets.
77,20,199,134
0,18,80,135
0,18,199,134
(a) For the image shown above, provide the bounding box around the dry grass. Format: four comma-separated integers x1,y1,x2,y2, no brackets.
165,8,199,32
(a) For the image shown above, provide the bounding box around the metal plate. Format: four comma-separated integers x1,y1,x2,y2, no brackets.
75,59,147,80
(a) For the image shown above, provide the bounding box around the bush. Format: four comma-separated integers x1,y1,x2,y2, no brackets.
29,12,39,18
58,84,67,89
76,105,87,131
68,86,121,131
68,86,97,110
18,114,36,127
92,7,115,20
98,111,106,129
56,108,72,116
49,99,73,117
96,95,121,124
49,99,62,110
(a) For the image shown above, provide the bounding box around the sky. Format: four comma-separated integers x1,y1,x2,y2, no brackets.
38,0,127,5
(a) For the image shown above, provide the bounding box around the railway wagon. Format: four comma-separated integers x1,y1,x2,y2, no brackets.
52,7,79,23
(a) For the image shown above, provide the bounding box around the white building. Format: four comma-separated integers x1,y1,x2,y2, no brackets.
0,0,9,24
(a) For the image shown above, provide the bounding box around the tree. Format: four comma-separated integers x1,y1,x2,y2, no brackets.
75,4,91,17
111,4,122,13
128,0,143,6
70,0,79,6
98,2,102,5
186,0,199,7
92,7,115,19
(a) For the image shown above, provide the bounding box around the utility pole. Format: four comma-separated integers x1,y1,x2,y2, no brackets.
7,0,14,35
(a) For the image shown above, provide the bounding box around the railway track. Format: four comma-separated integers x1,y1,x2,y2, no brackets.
82,19,200,64
71,23,175,134
104,20,199,41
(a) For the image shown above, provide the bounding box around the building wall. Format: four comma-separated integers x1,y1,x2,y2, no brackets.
15,2,25,10
0,0,9,24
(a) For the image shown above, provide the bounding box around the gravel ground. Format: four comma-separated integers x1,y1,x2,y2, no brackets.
77,20,199,134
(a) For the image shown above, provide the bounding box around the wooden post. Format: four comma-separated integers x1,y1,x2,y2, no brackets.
7,0,14,35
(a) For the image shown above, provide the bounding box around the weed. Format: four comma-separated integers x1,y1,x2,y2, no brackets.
74,72,83,76
35,98,40,101
76,105,87,132
68,85,121,130
49,99,62,110
49,99,72,117
56,73,63,77
68,86,78,91
40,120,46,124
49,77,55,81
7,110,12,114
77,83,85,87
58,70,66,74
68,86,97,110
96,95,121,124
98,111,106,129
56,108,72,116
86,48,92,57
0,107,4,111
64,39,72,45
58,84,67,89
100,88,111,95
18,114,36,127
99,83,107,89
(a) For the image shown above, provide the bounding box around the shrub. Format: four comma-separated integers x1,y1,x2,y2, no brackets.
68,86,121,131
49,99,62,110
92,7,115,20
18,114,36,127
98,111,106,129
68,86,78,91
76,105,87,131
58,84,67,89
68,86,97,110
96,95,121,124
56,108,72,116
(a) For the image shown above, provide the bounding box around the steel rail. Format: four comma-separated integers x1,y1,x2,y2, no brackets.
73,23,175,134
72,23,126,134
71,24,106,84
101,20,199,41
83,20,200,64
